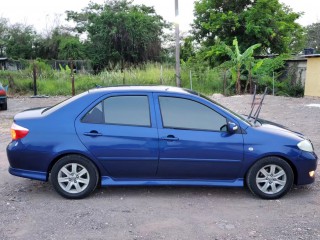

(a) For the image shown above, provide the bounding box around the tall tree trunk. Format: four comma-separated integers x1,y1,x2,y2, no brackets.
249,65,252,94
245,66,252,94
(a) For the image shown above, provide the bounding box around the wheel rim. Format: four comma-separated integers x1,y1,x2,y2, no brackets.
256,164,287,195
57,163,90,194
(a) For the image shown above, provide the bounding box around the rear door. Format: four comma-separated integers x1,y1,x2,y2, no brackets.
153,93,244,180
75,93,159,178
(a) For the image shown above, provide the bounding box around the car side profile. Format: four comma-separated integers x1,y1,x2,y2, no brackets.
0,83,8,110
7,86,318,199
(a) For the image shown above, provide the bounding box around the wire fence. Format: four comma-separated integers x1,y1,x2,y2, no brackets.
0,59,93,73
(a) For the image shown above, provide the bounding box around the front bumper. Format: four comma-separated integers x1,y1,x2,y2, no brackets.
295,151,318,185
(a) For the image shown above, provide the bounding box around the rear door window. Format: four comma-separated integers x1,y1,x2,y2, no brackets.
82,95,151,127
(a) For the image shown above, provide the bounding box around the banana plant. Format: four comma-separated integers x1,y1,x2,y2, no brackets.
224,38,261,94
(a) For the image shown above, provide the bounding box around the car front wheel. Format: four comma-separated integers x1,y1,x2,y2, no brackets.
246,157,294,199
51,155,99,199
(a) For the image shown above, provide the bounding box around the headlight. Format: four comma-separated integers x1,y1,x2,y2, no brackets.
297,140,314,152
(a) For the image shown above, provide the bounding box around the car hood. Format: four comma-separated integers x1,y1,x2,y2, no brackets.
241,114,305,139
256,118,306,141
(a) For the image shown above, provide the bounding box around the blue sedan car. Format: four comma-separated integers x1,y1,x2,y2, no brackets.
7,86,317,199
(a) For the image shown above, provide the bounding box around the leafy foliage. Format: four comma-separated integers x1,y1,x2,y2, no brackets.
34,28,86,60
58,37,85,60
244,0,305,53
306,23,320,53
192,0,304,54
222,38,261,94
181,37,196,62
67,0,168,72
0,17,9,57
6,23,36,59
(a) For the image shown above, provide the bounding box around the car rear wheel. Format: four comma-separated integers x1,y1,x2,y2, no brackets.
51,155,99,199
246,157,294,199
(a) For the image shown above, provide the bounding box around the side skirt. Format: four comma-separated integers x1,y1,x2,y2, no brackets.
101,176,243,187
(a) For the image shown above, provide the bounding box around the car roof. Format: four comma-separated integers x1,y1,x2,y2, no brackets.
88,85,195,95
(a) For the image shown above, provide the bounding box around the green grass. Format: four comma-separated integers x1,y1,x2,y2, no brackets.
0,61,304,97
0,63,226,96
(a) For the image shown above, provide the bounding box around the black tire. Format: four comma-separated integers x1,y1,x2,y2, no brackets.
51,155,99,199
246,157,294,199
3,102,7,110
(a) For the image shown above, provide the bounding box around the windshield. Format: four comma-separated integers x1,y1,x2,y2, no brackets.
185,89,252,126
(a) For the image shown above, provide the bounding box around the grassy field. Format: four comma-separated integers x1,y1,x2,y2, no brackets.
0,63,225,96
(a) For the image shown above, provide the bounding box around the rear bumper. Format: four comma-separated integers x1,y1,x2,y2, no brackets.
9,167,47,181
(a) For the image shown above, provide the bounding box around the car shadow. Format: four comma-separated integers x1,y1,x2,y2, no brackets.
92,185,252,199
6,178,319,201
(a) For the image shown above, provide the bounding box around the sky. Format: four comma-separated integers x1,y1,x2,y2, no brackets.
0,0,320,34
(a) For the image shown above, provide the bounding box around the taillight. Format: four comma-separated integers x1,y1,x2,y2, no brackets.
11,123,29,140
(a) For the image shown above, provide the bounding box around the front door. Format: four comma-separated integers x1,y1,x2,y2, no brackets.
154,94,244,180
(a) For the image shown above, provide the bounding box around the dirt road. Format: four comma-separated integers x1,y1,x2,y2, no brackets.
0,95,319,240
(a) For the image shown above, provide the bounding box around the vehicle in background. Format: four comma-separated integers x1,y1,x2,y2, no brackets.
0,83,8,110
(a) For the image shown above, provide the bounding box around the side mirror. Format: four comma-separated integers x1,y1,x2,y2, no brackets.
227,121,239,134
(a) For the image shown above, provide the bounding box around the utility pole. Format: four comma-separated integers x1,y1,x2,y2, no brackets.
175,0,181,87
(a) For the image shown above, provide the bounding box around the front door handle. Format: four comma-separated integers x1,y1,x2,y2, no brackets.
161,135,179,141
84,130,103,137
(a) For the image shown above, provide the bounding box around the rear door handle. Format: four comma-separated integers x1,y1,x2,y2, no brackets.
84,130,103,137
161,135,179,141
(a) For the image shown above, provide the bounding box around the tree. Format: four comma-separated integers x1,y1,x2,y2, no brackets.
6,23,36,59
244,0,304,53
34,27,77,60
306,23,320,53
58,36,85,60
181,36,196,63
0,18,9,57
67,0,168,72
192,0,304,54
192,0,252,47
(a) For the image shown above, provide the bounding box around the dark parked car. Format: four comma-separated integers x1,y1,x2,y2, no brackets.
0,83,7,110
7,86,318,199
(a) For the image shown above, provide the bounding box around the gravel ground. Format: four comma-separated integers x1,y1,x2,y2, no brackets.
0,94,320,240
